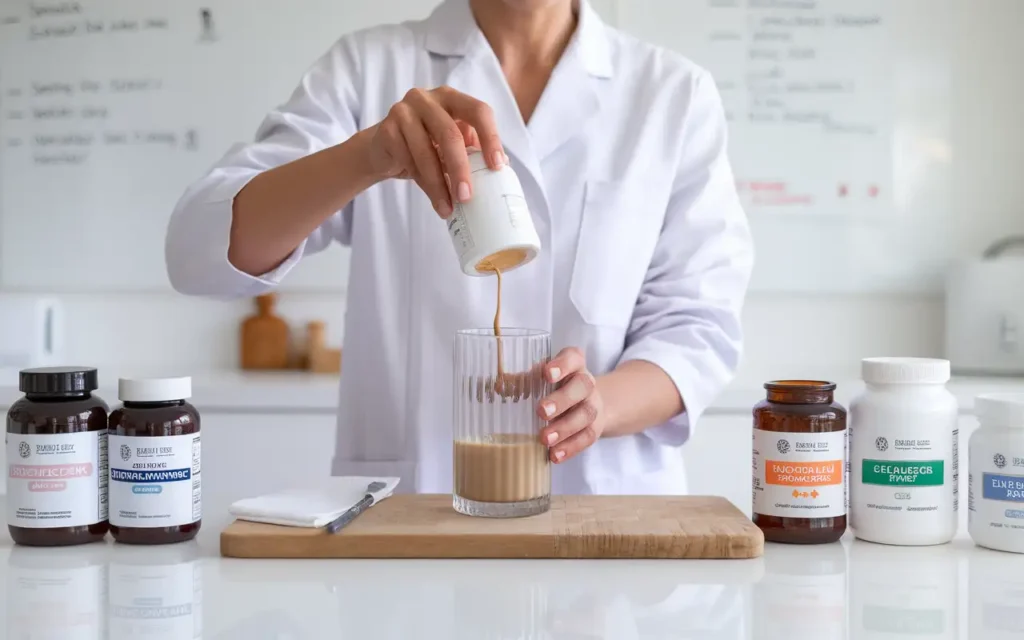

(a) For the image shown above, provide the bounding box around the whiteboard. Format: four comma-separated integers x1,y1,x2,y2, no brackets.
621,0,955,293
0,0,443,292
0,0,957,293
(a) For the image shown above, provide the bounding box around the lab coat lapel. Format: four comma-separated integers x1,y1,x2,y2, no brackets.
423,0,541,190
527,0,612,163
425,0,614,171
445,54,539,186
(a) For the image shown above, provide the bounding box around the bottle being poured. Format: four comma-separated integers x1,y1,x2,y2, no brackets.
445,147,542,401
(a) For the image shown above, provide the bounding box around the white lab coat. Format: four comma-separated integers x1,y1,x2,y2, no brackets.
165,0,754,495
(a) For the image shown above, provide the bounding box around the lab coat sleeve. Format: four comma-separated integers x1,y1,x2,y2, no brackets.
617,71,754,447
165,37,361,298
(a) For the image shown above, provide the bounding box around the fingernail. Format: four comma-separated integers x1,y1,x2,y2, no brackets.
546,432,558,445
549,367,561,382
542,402,555,418
436,200,452,217
492,151,504,168
554,450,566,462
457,181,471,202
503,151,510,165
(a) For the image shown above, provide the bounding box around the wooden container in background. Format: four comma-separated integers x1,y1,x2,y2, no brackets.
240,293,290,370
306,321,341,374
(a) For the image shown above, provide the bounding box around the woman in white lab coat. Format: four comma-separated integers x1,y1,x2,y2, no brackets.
165,0,754,495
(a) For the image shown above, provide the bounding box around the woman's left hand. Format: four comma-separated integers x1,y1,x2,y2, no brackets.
537,347,606,463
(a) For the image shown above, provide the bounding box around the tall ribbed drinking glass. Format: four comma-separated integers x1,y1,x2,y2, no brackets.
453,328,552,518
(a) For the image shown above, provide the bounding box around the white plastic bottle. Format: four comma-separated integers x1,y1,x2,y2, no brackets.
969,393,1024,554
849,357,958,545
445,148,541,276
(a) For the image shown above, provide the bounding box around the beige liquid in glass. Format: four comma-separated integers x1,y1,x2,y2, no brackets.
453,434,550,503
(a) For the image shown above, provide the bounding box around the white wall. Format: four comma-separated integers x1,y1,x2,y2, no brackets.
2,0,1022,381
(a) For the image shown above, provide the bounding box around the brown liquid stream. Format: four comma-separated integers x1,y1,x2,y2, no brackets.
479,259,527,400
492,265,506,393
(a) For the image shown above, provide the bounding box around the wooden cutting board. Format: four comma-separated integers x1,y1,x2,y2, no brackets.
220,494,763,559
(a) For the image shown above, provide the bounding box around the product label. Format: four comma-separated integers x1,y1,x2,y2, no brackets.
752,430,846,518
862,460,945,486
6,431,107,528
981,473,1024,502
968,443,1024,537
504,194,530,229
446,206,475,256
109,434,200,527
953,428,960,512
852,427,956,519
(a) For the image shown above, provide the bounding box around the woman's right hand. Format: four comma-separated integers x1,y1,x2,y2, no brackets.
367,86,506,218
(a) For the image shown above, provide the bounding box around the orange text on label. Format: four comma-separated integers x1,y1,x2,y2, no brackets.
766,460,842,487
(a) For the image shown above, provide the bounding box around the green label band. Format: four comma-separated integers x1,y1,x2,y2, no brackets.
861,459,944,486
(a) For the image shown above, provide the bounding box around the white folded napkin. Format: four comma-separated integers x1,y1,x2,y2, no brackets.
228,476,400,528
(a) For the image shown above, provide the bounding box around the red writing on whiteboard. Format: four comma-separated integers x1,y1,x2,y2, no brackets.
737,180,814,206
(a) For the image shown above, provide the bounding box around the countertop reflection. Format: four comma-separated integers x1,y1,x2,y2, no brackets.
1,498,1023,639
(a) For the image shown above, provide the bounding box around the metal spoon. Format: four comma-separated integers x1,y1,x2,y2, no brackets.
325,481,388,534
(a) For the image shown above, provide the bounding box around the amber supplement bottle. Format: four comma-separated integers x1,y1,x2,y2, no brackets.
752,380,847,544
109,377,201,544
6,367,109,546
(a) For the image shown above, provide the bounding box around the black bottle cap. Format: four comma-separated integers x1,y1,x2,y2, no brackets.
19,367,99,395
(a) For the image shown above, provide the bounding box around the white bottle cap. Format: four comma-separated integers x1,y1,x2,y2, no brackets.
118,377,192,402
975,393,1024,428
861,357,951,384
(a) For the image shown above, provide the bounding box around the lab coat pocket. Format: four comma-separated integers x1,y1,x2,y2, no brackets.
570,180,659,329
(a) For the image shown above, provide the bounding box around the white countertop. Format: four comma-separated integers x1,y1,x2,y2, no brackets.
3,368,1024,415
0,492,1018,639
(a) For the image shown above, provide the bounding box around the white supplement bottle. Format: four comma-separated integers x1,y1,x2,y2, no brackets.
969,393,1024,554
446,148,541,276
849,357,958,545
